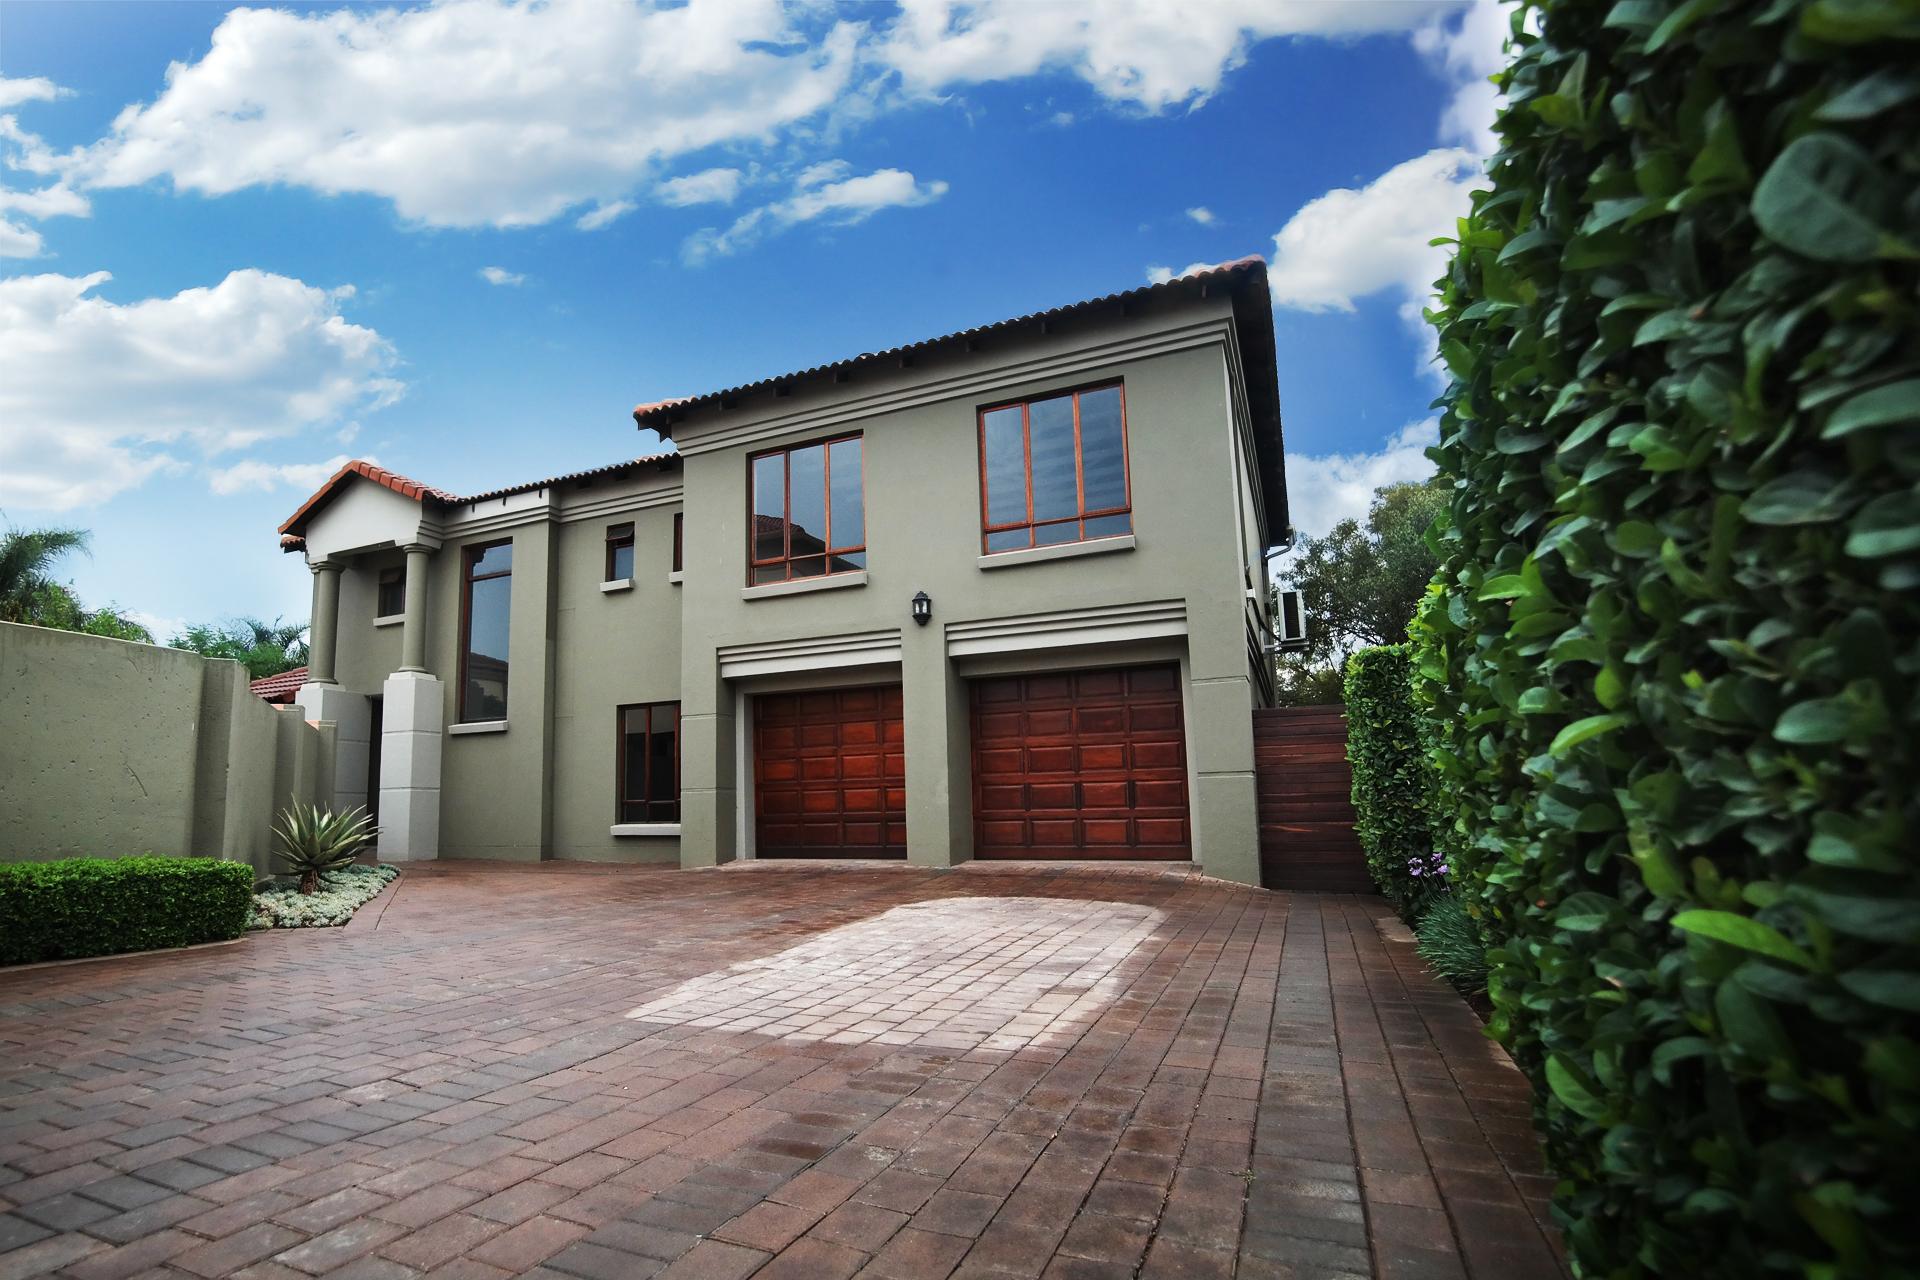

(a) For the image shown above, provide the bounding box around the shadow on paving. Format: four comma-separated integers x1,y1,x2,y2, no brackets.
0,860,1566,1279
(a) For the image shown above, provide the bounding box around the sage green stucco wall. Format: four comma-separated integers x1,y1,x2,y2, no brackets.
0,622,335,871
549,505,683,863
311,470,685,863
672,293,1268,883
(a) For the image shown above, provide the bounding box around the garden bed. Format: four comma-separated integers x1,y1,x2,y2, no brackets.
250,863,398,929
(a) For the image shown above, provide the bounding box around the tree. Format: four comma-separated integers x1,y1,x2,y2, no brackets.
0,524,89,623
0,524,154,642
1273,477,1448,703
170,617,309,680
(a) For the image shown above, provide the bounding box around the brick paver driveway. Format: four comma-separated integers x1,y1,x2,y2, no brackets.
0,862,1564,1280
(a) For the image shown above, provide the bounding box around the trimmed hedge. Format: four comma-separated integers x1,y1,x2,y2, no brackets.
1344,644,1442,918
0,857,255,965
1416,0,1920,1275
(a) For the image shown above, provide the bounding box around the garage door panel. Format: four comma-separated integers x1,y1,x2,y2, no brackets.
1131,741,1185,770
755,685,906,858
970,665,1189,861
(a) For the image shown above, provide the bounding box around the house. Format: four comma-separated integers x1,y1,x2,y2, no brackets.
276,258,1290,885
250,666,308,704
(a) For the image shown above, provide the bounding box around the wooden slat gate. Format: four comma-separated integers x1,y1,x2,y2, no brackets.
1253,705,1374,892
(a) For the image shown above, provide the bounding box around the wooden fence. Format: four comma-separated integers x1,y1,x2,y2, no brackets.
1253,704,1374,893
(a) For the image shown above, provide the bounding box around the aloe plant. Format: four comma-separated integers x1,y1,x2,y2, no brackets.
273,804,377,894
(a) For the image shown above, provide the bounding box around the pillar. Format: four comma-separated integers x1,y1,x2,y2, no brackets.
306,560,342,686
380,544,442,860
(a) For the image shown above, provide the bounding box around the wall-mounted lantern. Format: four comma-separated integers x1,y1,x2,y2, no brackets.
911,590,932,627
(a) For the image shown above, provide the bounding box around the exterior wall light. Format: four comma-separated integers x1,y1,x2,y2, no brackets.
911,591,932,626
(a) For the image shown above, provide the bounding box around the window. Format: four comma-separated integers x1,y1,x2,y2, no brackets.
618,702,680,822
376,566,405,618
605,522,634,582
979,382,1131,553
459,541,511,722
748,434,865,584
672,511,683,574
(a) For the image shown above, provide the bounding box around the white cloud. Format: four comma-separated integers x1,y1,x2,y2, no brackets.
1413,0,1510,155
575,199,636,231
1,115,90,258
207,453,370,496
685,164,947,263
1186,205,1215,225
64,0,861,229
478,266,527,286
0,76,66,109
1268,149,1480,314
0,270,402,510
1284,419,1438,540
1145,260,1212,286
656,167,744,207
879,0,1446,112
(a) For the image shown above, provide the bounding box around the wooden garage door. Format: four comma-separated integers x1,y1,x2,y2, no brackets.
971,665,1190,860
754,685,906,858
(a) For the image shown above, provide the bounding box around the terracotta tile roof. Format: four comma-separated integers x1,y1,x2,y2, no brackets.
250,666,307,704
278,453,681,546
632,257,1290,539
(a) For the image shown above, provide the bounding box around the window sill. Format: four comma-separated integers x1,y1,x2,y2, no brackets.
667,570,684,585
611,823,681,837
599,578,634,594
741,570,867,601
373,614,403,628
978,533,1135,570
449,720,507,736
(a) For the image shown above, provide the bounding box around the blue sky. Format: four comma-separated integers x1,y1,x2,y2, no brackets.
0,0,1503,639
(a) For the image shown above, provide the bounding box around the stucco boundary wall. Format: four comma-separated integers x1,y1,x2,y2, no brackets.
0,622,336,873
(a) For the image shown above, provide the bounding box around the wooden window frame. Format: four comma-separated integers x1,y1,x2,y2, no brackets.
616,701,681,823
604,522,634,582
672,511,683,574
375,565,405,618
745,432,866,585
977,380,1132,554
457,539,512,724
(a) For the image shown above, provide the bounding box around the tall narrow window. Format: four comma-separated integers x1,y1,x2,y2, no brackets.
618,702,680,822
605,522,634,581
672,511,683,574
747,434,865,584
979,382,1131,553
459,541,511,722
376,566,405,618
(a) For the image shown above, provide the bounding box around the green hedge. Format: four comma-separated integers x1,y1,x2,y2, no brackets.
0,856,255,965
1415,0,1919,1275
1344,644,1442,918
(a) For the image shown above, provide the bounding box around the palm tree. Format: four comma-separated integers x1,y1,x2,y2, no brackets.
0,525,89,624
238,616,310,671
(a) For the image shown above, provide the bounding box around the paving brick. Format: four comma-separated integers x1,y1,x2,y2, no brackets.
0,865,1565,1280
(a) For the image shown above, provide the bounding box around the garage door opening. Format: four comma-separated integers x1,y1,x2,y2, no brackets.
971,664,1190,860
754,685,906,858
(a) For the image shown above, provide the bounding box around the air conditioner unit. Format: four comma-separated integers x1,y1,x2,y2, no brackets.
1275,589,1309,652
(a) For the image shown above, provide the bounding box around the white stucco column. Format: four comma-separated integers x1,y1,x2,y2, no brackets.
379,544,442,861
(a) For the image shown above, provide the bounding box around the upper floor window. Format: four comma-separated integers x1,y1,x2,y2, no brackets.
979,382,1131,553
672,511,683,574
459,541,511,722
618,702,680,823
605,522,634,581
749,434,865,584
376,566,405,618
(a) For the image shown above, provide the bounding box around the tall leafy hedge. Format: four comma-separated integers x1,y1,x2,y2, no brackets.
1344,644,1441,917
0,857,255,965
1415,0,1919,1275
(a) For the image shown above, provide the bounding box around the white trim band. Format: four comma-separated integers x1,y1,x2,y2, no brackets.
611,823,682,837
945,599,1187,657
448,720,508,736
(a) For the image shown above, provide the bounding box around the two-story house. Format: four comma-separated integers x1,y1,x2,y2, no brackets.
277,258,1289,885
